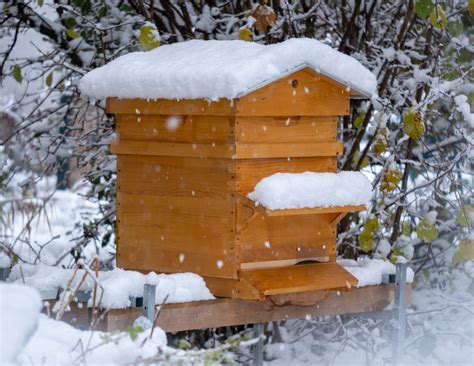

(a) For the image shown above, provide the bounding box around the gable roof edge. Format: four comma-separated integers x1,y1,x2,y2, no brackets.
235,62,374,100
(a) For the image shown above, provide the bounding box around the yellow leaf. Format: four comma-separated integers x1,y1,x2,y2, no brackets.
452,238,474,265
239,28,253,42
403,109,425,140
416,217,438,243
456,205,474,227
429,5,447,29
353,113,366,129
45,72,53,87
469,0,474,17
139,24,161,51
381,169,402,193
65,28,80,39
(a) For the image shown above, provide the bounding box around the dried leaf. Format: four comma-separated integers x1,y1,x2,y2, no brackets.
250,4,276,32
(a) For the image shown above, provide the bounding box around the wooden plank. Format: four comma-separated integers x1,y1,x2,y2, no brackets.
106,97,236,116
111,140,235,158
116,192,236,278
236,69,350,116
266,204,366,217
117,155,231,199
116,114,232,143
105,284,412,332
118,224,234,254
240,263,358,297
235,157,336,194
236,116,337,144
116,194,234,251
116,244,237,278
236,202,337,263
203,276,262,300
235,142,342,159
117,193,234,219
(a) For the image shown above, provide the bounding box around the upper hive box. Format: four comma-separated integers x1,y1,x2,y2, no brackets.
81,38,376,300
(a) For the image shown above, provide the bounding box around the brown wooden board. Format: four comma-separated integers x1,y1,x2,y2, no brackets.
235,116,337,144
240,262,358,297
116,114,233,143
103,284,412,332
235,69,350,116
111,140,235,158
107,97,236,116
235,157,337,194
234,141,343,159
117,155,232,199
116,192,237,278
236,206,337,264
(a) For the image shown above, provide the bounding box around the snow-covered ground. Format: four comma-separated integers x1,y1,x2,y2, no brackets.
1,181,473,365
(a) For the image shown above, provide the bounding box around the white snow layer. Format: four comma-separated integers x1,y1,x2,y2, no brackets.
339,258,414,288
79,38,377,100
248,171,372,210
0,283,167,365
7,264,214,308
0,283,42,364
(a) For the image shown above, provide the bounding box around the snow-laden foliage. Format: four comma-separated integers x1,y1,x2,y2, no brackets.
1,0,471,269
0,1,473,364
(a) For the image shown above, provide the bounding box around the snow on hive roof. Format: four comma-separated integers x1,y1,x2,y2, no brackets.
80,38,377,101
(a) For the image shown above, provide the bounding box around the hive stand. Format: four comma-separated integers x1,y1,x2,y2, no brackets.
108,68,365,300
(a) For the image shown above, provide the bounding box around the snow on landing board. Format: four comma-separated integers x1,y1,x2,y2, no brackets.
79,38,377,101
248,171,372,210
338,258,414,287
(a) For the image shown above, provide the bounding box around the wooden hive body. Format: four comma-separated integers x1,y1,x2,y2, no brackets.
109,68,362,300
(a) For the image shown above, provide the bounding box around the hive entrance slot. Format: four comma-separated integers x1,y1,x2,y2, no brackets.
240,256,329,270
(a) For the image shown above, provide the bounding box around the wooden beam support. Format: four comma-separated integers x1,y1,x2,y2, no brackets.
111,140,235,158
235,142,343,159
104,284,411,332
106,97,236,116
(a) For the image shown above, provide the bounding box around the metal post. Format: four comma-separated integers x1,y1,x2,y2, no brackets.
143,284,156,322
253,323,264,366
392,262,407,366
0,267,10,282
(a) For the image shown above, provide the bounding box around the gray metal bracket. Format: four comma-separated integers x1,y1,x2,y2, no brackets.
253,323,264,366
392,262,408,366
143,284,157,322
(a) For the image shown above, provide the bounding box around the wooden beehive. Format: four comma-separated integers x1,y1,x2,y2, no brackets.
108,68,365,300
